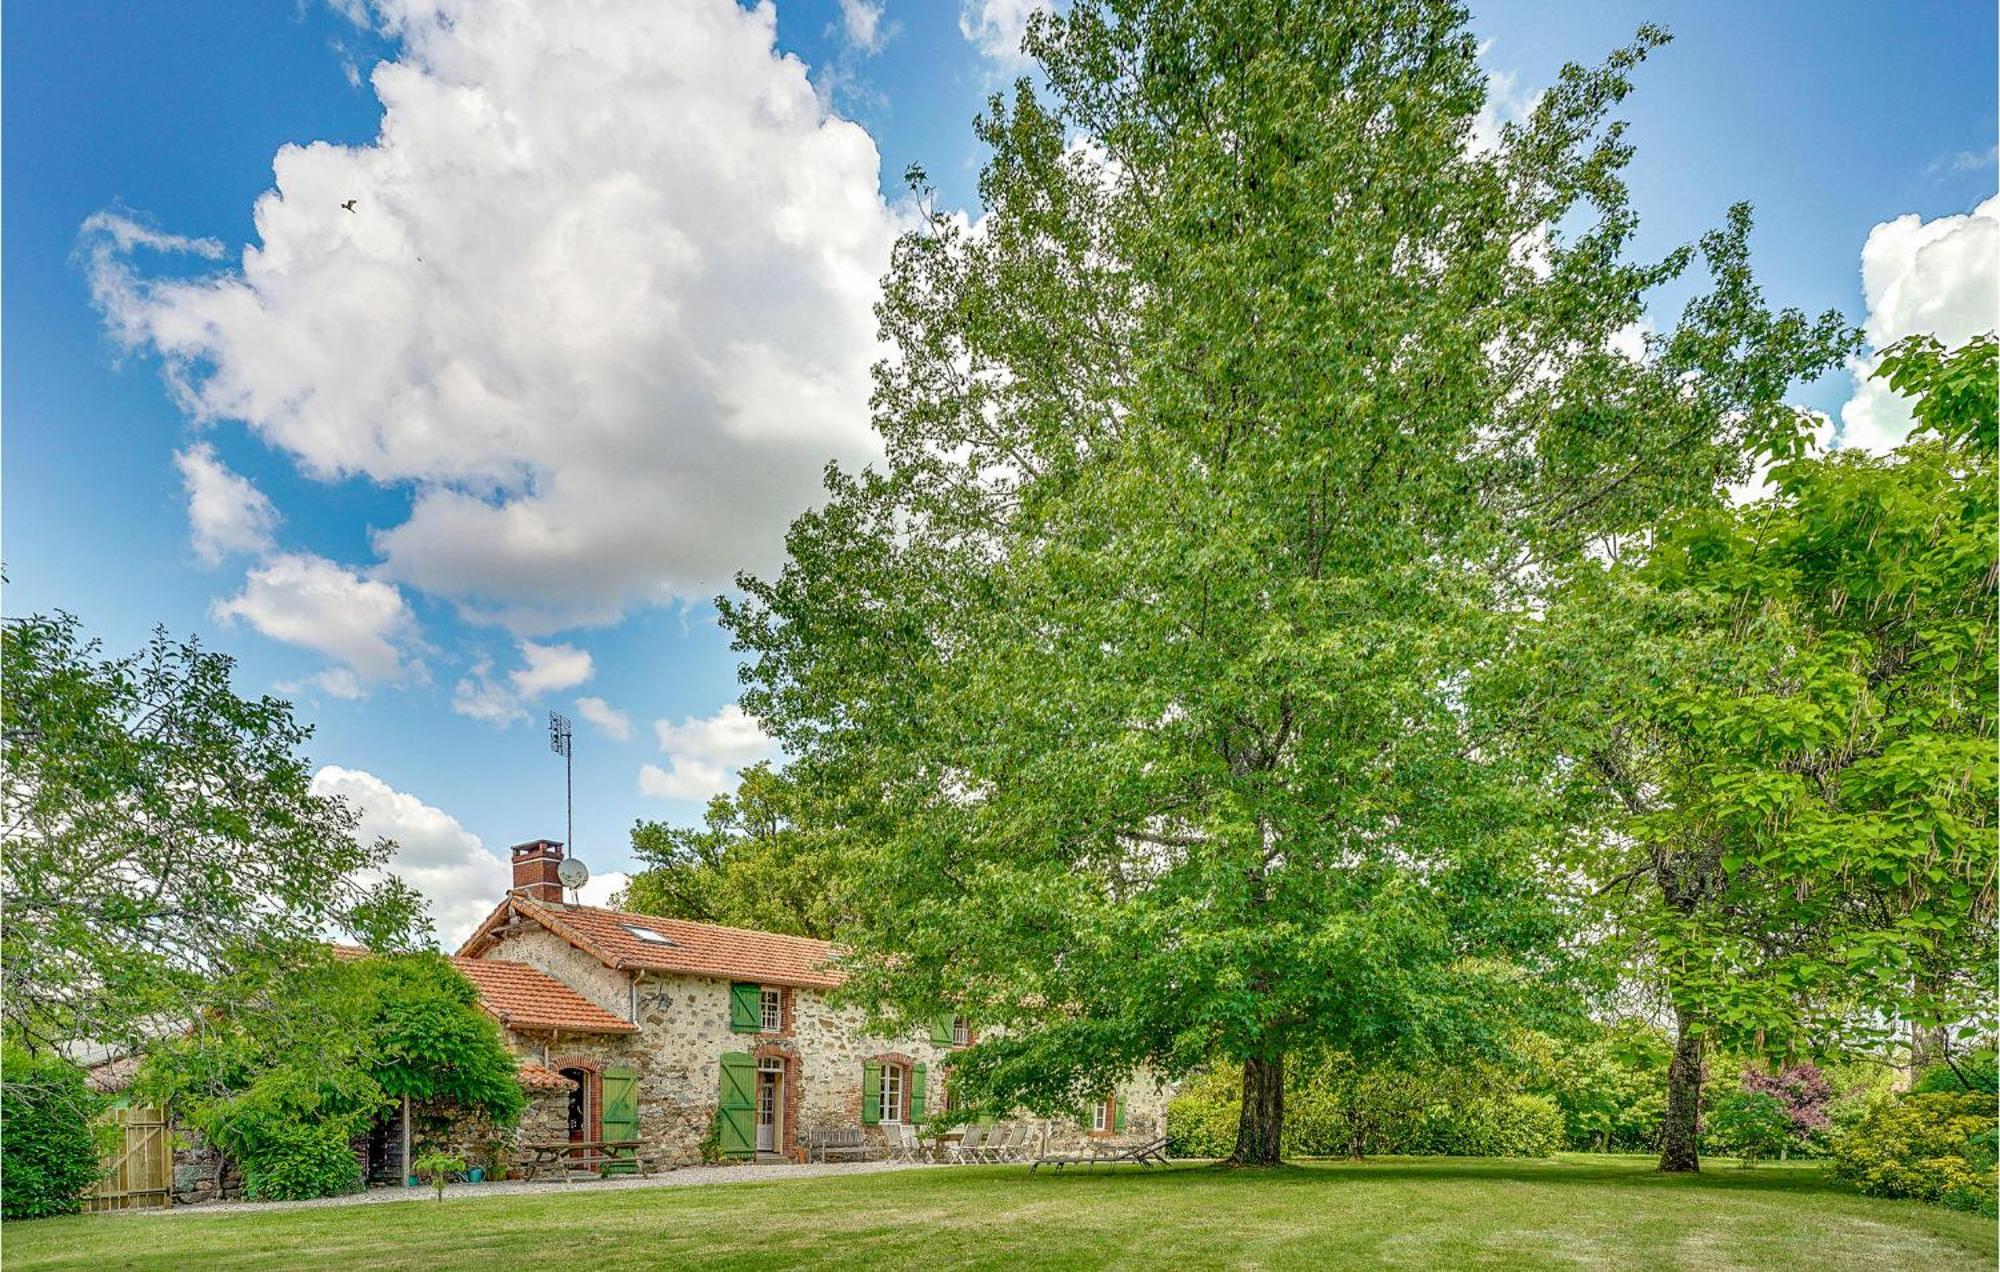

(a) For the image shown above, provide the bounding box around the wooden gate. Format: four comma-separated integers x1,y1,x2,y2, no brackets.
86,1106,172,1212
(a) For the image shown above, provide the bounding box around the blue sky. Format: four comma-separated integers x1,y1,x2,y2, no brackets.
6,0,1995,942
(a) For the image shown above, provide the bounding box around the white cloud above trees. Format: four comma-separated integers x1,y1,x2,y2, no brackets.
213,553,419,692
959,0,1049,67
175,443,280,564
85,0,901,633
1838,194,1999,452
452,639,595,725
310,764,505,945
639,702,775,802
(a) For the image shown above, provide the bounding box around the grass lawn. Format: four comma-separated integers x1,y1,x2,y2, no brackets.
5,1155,1992,1271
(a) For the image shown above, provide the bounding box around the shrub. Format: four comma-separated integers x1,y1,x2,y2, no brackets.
0,1046,107,1219
1165,1065,1561,1159
1706,1090,1791,1165
1409,1095,1564,1158
237,1119,365,1201
1738,1064,1832,1149
1831,1093,1997,1215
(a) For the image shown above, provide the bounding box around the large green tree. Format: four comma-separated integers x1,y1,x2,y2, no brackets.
724,0,1847,1162
1,614,429,1054
1523,335,1997,1171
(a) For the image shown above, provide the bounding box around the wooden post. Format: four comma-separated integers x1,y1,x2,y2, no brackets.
402,1093,412,1187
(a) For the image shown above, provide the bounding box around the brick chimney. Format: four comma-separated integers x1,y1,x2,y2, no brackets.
509,839,566,903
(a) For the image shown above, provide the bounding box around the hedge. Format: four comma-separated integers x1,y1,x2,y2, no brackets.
1,1046,107,1219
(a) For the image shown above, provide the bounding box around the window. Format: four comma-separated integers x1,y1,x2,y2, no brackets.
1093,1095,1115,1133
620,923,675,945
881,1063,905,1123
760,987,783,1033
951,1016,970,1046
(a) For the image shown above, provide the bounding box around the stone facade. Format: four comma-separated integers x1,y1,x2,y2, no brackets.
471,922,1171,1168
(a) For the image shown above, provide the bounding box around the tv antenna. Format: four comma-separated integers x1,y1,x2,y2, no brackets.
548,710,574,869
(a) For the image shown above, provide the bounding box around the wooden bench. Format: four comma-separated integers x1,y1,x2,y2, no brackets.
517,1140,645,1180
803,1127,873,1163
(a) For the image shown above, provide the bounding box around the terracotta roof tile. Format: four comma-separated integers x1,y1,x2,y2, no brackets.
467,899,844,990
449,956,636,1034
515,1061,572,1091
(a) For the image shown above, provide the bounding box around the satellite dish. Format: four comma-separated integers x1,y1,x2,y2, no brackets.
557,857,590,891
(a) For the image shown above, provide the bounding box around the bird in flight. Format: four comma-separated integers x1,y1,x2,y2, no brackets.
340,199,358,213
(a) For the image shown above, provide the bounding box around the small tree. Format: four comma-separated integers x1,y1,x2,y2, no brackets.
1707,1089,1791,1166
1739,1063,1832,1156
412,1150,465,1202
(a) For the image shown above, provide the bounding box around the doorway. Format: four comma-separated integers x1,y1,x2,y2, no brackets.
755,1058,784,1153
562,1067,591,1143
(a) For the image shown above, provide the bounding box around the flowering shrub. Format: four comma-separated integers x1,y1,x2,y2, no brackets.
1831,1093,1996,1216
1738,1064,1832,1145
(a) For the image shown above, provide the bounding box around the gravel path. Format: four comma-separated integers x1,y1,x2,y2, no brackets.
126,1160,931,1217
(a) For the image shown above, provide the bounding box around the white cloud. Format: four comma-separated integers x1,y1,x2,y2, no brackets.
639,756,732,802
453,638,596,726
84,0,902,632
641,701,775,802
959,0,1049,68
175,442,280,564
838,0,887,54
213,552,417,689
311,764,506,945
1927,144,1997,179
452,656,526,725
576,695,634,741
509,639,593,696
1838,195,1999,452
576,868,631,909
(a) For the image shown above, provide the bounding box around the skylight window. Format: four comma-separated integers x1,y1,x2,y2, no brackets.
620,923,675,946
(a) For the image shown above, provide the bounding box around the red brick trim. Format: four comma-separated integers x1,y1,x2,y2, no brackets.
751,1042,802,1157
551,1056,603,1143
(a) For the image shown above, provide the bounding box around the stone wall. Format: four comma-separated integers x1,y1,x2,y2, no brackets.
473,923,1173,1167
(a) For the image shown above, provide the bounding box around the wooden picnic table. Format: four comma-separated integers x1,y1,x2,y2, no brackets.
517,1140,644,1180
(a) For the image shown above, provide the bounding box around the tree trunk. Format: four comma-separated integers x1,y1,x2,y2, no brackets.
1229,1054,1285,1165
1659,1006,1704,1174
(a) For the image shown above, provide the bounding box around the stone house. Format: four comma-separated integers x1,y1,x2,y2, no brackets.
452,838,1168,1168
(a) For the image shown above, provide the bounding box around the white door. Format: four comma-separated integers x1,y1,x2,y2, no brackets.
756,1062,781,1152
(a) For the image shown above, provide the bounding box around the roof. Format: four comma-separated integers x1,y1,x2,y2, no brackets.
515,1061,573,1091
458,897,844,990
448,956,636,1034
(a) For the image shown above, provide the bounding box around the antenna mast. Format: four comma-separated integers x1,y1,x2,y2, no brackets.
548,711,574,860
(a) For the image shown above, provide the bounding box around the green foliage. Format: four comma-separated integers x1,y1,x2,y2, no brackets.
237,1119,365,1202
0,1046,106,1219
1911,1051,1999,1096
1,612,430,1053
697,1108,725,1165
622,764,851,938
1831,1093,1998,1215
140,950,524,1201
354,954,525,1123
1531,1023,1670,1152
1706,1090,1792,1165
725,0,1851,1159
412,1151,466,1202
1877,332,1998,451
1167,1057,1559,1159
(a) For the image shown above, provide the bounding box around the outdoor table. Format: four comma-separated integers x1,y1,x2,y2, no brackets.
517,1140,644,1180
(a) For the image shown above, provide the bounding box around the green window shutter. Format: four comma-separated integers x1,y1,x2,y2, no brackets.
861,1060,882,1125
717,1052,756,1157
928,1015,953,1045
1114,1094,1126,1133
601,1068,639,1174
909,1062,927,1123
729,983,761,1032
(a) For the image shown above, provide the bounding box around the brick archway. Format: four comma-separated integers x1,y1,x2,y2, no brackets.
551,1055,603,1144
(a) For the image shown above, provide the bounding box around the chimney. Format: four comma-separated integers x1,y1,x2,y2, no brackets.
509,839,566,904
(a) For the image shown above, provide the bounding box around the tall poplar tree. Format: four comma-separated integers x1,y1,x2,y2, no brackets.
724,0,1849,1162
